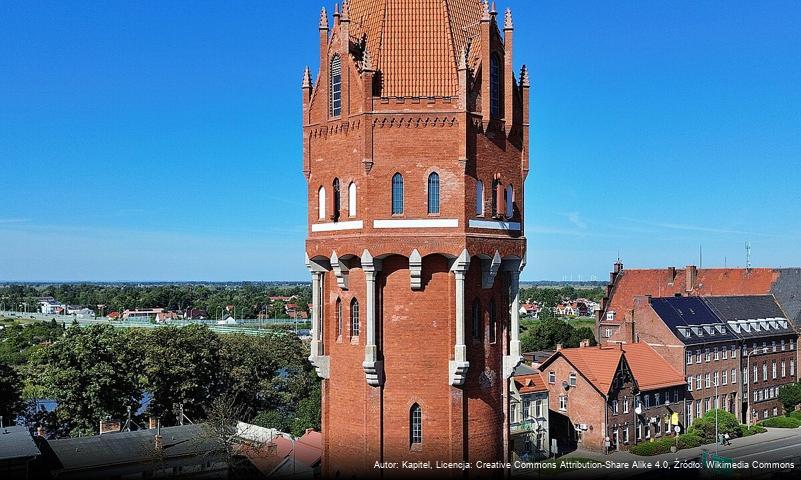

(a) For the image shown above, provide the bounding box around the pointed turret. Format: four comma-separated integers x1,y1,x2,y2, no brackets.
319,6,329,30
302,66,312,89
504,7,513,30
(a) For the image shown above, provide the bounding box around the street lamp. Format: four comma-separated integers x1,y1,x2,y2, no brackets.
744,346,764,427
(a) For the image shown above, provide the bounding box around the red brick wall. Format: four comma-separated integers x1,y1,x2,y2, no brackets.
306,11,527,477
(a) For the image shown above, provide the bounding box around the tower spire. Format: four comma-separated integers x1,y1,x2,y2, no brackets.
504,7,513,30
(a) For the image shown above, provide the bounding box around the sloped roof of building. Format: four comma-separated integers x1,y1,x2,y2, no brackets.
540,343,685,395
0,426,40,461
513,371,548,394
347,0,484,97
47,424,222,472
622,342,686,391
602,267,793,325
649,296,738,346
704,295,795,340
547,346,624,395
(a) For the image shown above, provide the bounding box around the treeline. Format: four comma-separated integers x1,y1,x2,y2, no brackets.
0,321,319,438
520,317,597,353
0,283,312,318
519,286,604,308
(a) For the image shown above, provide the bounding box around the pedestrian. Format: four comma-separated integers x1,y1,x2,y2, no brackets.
724,433,731,445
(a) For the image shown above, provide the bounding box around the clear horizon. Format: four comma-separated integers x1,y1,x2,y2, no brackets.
2,1,801,282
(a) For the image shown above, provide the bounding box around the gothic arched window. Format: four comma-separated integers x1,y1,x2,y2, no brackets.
471,299,481,339
491,179,500,217
348,182,356,217
490,54,501,117
330,55,342,117
332,178,341,221
350,298,360,337
427,172,440,214
476,180,484,216
336,298,342,338
392,173,404,215
410,403,422,445
488,299,497,344
505,184,514,218
318,186,326,220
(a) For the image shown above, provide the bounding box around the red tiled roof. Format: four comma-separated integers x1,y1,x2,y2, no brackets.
348,0,483,97
605,268,778,324
294,430,322,466
621,342,686,392
557,346,624,394
513,372,548,394
547,343,685,394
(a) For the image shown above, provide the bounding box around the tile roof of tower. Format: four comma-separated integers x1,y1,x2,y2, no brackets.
347,0,484,97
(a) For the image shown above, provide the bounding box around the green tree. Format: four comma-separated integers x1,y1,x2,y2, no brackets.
688,409,741,442
137,325,222,424
290,383,321,437
520,317,574,352
778,382,801,413
29,325,141,436
253,409,290,432
0,362,24,424
569,327,597,347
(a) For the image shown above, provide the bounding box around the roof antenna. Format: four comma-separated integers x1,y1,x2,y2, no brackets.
746,241,752,272
699,245,703,269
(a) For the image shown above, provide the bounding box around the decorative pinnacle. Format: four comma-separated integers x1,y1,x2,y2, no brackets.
504,7,513,30
457,47,468,70
481,0,490,21
302,66,312,89
520,65,530,87
341,0,349,20
361,47,373,71
319,7,328,30
333,3,340,17
490,1,497,15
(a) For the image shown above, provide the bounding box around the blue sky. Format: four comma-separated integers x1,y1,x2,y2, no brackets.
1,1,800,282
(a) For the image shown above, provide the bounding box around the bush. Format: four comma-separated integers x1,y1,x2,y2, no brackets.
629,434,703,456
786,410,801,421
630,438,673,456
688,409,741,442
676,433,703,449
759,416,801,428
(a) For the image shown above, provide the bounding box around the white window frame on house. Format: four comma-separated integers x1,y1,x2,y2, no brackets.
612,399,619,415
548,372,556,384
731,368,736,384
722,370,727,385
772,361,777,380
410,404,422,446
569,372,577,387
696,374,702,391
687,352,692,365
732,345,737,358
723,347,728,360
696,350,702,363
559,395,567,412
623,397,629,413
705,348,711,362
714,347,719,360
535,399,543,418
782,360,786,378
687,376,693,391
705,373,711,389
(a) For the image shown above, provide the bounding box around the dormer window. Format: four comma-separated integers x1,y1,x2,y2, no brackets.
330,55,342,117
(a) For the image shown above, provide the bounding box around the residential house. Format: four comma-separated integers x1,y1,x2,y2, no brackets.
184,308,209,320
510,364,550,460
0,425,41,480
122,308,164,322
39,299,65,315
612,295,798,423
538,341,686,453
597,263,801,343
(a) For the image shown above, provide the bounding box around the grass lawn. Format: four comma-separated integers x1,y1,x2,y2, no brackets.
567,317,596,330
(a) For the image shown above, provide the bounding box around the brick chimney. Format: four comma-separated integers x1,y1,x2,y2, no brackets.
579,339,590,348
154,419,163,450
668,266,676,282
686,265,697,292
148,417,158,429
99,419,121,435
556,343,562,352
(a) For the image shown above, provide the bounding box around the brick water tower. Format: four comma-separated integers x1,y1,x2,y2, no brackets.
303,1,530,476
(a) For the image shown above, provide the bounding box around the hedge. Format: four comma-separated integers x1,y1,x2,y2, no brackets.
629,434,703,456
740,424,767,436
759,416,801,428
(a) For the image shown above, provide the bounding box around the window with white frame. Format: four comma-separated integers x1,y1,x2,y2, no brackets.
687,376,693,391
559,395,567,411
318,186,326,219
731,368,736,384
722,370,727,385
348,182,356,217
569,372,577,387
